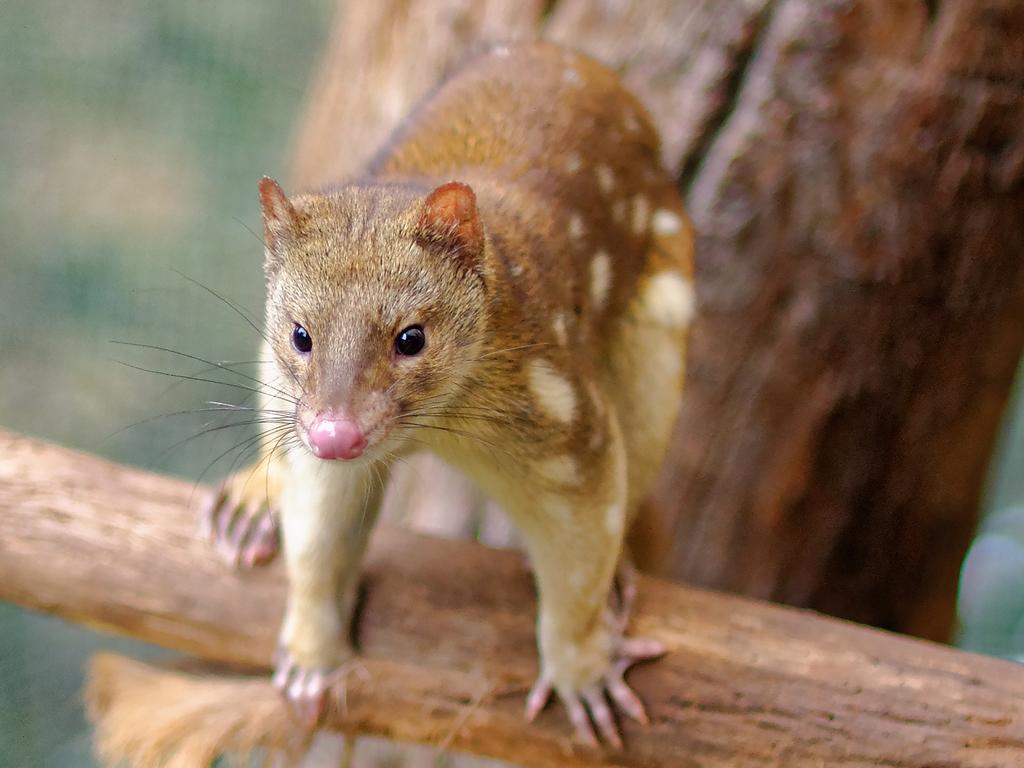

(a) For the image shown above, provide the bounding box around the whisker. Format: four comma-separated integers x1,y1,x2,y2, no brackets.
101,405,288,444
110,340,297,405
401,400,534,429
111,359,298,404
232,216,266,248
153,359,273,400
172,270,307,398
234,425,293,507
402,409,510,431
192,423,295,492
206,400,293,416
396,420,515,460
159,419,293,465
470,341,553,362
172,270,266,345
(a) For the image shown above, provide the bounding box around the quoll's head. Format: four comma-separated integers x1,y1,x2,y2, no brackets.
258,176,488,461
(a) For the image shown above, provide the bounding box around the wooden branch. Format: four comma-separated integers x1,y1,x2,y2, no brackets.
3,430,1024,767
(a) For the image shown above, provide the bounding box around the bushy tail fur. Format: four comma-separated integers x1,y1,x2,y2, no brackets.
86,653,310,767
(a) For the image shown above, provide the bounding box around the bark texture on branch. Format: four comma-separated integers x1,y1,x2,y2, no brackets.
3,431,1024,767
291,0,1024,641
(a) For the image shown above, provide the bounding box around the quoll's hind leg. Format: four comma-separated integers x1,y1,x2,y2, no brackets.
604,204,694,558
200,459,283,568
509,412,665,748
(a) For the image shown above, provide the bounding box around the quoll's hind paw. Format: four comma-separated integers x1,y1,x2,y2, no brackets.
273,648,331,729
199,483,280,568
525,636,666,749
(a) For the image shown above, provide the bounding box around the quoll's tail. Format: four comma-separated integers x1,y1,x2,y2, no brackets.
86,653,309,767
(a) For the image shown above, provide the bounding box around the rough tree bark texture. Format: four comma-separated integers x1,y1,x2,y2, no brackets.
291,0,1024,641
650,0,1024,641
3,431,1024,767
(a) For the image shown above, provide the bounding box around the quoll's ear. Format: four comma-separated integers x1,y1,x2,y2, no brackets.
258,176,298,256
416,181,485,270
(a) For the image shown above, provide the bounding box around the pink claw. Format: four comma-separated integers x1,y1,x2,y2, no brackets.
525,677,553,722
607,672,648,724
199,484,280,569
274,648,330,729
564,693,599,747
198,487,227,542
582,686,620,748
618,636,666,660
524,634,666,747
526,557,667,747
242,509,280,566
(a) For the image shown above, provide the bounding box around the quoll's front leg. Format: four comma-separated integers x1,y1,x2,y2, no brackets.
273,449,388,726
513,415,665,748
200,344,295,569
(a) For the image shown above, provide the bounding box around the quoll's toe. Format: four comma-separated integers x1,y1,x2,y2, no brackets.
199,481,280,568
524,632,666,749
273,648,330,729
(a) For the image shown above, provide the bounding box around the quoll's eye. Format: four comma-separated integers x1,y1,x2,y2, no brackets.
291,323,312,354
395,325,426,356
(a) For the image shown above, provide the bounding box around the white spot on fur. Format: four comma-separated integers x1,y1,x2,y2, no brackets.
590,251,612,310
596,164,615,194
605,502,625,534
643,272,696,328
511,262,524,277
632,195,650,234
552,313,568,346
569,213,586,241
624,110,641,134
565,152,582,174
528,359,577,423
537,455,579,487
652,208,683,235
563,67,582,86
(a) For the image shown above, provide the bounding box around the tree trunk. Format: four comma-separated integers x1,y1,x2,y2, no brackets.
648,0,1024,641
291,0,1024,641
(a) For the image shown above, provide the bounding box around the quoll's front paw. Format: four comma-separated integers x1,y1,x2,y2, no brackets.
525,635,665,749
199,472,280,568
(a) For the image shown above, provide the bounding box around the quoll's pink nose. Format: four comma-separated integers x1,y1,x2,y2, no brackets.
308,416,367,460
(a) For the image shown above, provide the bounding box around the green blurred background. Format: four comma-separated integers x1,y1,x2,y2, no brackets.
0,1,1022,765
0,2,332,765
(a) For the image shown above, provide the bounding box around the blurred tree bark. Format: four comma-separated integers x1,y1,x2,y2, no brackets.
290,0,1024,642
